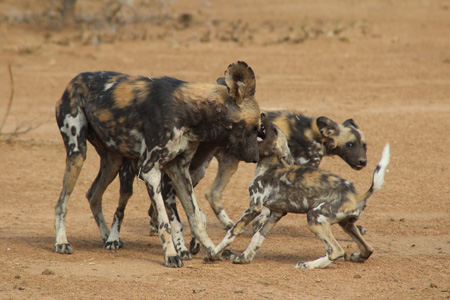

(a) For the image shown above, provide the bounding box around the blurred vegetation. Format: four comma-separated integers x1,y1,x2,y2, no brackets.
0,0,373,46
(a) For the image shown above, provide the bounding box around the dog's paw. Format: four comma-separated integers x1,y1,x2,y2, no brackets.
232,253,251,264
104,239,124,250
55,243,73,254
179,250,192,261
221,249,237,261
203,250,222,262
349,253,371,263
294,262,312,269
189,238,201,255
165,255,184,268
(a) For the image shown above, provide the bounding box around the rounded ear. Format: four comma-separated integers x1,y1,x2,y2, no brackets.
216,77,227,86
342,118,359,128
316,116,340,138
224,61,256,105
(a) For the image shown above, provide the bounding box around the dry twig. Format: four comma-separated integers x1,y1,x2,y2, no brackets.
0,65,51,141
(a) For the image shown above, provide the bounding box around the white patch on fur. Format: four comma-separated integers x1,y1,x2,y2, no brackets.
106,215,120,244
316,214,329,224
130,129,144,153
103,82,116,91
106,139,117,148
60,110,86,154
302,197,309,209
297,157,310,165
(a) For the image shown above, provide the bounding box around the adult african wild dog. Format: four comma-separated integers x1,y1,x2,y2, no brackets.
206,126,390,269
204,109,368,231
54,61,264,267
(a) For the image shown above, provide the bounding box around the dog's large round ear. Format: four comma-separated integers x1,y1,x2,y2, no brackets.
224,61,256,105
317,116,340,138
343,118,359,129
216,77,227,86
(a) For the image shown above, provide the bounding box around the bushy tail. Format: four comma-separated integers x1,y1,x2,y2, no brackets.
357,143,390,202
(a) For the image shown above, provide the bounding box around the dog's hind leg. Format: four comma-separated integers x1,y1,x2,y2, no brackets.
86,153,123,248
233,211,286,264
105,159,136,250
205,152,240,230
161,175,193,260
339,221,373,262
142,166,183,268
55,105,88,254
296,211,345,269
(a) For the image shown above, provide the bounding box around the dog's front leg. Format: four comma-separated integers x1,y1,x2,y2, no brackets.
164,156,215,255
141,166,183,268
205,196,264,261
234,211,286,264
205,152,240,230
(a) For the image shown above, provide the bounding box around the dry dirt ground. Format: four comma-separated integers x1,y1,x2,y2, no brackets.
0,0,449,299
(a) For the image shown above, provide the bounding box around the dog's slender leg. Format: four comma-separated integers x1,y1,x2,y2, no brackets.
105,159,135,250
86,153,123,247
339,221,373,262
206,195,263,260
251,207,271,234
164,156,216,255
55,151,86,254
234,211,286,264
55,107,88,254
161,175,193,260
205,153,240,230
142,166,183,268
296,211,345,269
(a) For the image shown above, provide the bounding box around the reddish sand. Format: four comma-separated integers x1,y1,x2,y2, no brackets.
0,0,449,299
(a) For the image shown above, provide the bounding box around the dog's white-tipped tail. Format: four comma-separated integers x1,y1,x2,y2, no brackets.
372,143,390,192
357,143,390,203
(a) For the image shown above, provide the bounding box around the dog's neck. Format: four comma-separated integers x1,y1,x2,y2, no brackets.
255,155,283,177
310,118,331,155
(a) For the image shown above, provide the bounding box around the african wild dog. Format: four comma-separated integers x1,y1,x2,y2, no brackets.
205,130,390,269
54,61,265,267
204,109,368,231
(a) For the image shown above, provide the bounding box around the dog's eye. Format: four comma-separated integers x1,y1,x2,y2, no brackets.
273,128,278,135
346,142,353,148
363,143,367,150
253,125,259,132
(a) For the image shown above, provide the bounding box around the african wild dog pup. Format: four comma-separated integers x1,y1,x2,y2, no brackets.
54,61,265,267
204,109,368,231
206,130,390,269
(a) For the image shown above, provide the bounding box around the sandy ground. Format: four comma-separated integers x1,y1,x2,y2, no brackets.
0,0,449,299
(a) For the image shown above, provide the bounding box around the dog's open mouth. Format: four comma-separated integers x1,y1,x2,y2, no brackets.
257,121,266,143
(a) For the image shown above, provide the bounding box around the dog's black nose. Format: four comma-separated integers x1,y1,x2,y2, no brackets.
359,159,367,167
